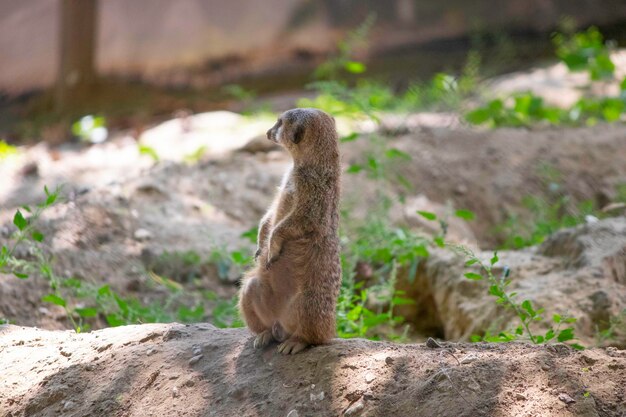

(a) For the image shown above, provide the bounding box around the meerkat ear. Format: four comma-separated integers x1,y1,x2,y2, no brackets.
291,124,305,144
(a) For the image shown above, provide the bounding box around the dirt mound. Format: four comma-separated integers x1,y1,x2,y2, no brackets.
397,217,626,346
1,323,625,417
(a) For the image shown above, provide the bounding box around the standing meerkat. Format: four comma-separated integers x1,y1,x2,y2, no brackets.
238,108,341,354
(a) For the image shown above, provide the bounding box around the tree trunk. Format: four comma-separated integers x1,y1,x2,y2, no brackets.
56,0,98,112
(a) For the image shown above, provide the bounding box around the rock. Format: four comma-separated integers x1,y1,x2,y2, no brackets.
364,372,376,383
310,391,325,401
286,410,299,417
396,218,626,345
188,354,203,366
558,393,576,404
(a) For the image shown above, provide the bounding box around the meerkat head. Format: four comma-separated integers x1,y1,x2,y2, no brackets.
266,108,338,164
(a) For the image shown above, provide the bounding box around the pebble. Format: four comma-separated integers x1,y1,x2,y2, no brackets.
310,391,325,401
172,386,179,398
516,393,527,401
345,399,365,416
286,410,299,417
558,393,576,404
365,372,376,383
134,228,152,240
460,354,479,364
146,348,156,356
426,338,442,348
188,354,203,366
192,346,202,356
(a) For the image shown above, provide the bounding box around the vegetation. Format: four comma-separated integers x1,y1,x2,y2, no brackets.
450,244,583,349
466,27,626,127
0,187,244,331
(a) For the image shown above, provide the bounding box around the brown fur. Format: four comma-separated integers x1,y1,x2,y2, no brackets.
238,108,342,354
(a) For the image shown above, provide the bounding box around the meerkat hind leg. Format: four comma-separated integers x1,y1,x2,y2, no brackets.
278,337,308,355
253,329,275,349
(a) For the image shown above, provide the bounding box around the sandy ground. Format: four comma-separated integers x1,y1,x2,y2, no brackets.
1,323,625,417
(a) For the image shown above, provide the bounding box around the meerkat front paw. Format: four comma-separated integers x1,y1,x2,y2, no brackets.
266,239,282,269
253,330,275,349
277,337,308,355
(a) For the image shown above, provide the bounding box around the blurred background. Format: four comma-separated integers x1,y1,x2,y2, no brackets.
2,0,626,138
1,1,625,349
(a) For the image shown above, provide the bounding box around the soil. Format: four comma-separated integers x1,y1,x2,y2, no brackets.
2,323,626,417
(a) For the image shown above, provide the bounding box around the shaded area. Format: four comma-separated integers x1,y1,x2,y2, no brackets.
1,323,625,416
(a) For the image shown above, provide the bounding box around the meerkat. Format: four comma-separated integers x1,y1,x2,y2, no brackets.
238,108,341,355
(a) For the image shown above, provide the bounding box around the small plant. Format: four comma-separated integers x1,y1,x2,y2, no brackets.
0,140,18,160
1,185,247,331
138,144,160,162
494,166,602,249
336,257,413,340
595,309,626,346
450,244,584,349
552,26,616,81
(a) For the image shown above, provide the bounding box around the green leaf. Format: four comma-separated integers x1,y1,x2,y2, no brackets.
75,307,98,318
139,145,160,162
416,211,437,221
465,108,491,125
433,236,445,248
521,300,536,317
105,313,125,327
31,230,44,242
455,209,475,220
488,285,504,297
544,329,555,341
344,61,366,74
552,314,561,323
240,227,258,244
97,285,111,297
45,192,57,206
413,245,430,258
620,76,626,91
470,334,482,342
464,272,483,280
534,335,544,343
42,294,66,307
385,148,412,160
392,297,415,306
14,272,29,279
346,164,363,174
340,133,359,143
13,210,28,231
570,343,585,351
490,252,499,266
557,328,575,343
465,259,478,266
